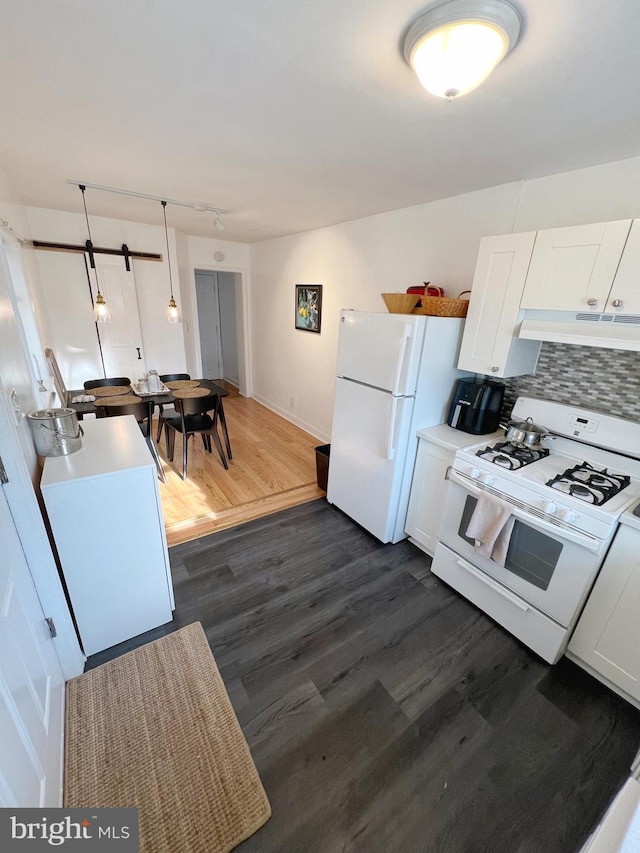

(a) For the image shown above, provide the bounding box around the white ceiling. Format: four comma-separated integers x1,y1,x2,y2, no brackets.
1,0,639,243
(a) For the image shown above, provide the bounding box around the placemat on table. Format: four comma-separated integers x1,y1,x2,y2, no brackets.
165,380,200,390
91,385,132,397
172,387,211,399
95,394,142,406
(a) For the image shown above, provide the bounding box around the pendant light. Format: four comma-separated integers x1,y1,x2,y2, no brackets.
79,184,111,322
403,0,521,100
161,201,182,324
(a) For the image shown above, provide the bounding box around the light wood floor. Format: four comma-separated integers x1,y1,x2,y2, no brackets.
156,390,325,546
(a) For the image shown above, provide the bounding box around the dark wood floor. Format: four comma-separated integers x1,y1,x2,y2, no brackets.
87,500,640,852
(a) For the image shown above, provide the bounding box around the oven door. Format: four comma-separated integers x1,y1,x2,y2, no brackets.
437,473,605,627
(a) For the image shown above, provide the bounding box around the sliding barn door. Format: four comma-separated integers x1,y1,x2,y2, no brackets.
92,254,146,382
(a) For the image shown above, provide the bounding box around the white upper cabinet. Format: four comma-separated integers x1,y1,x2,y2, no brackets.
520,219,632,312
607,219,640,314
457,231,541,377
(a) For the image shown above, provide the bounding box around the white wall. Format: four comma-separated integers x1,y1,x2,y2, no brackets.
0,176,53,392
514,157,640,232
249,181,522,439
0,239,42,479
250,156,640,442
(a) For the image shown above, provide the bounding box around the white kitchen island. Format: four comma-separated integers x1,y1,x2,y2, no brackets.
41,416,174,657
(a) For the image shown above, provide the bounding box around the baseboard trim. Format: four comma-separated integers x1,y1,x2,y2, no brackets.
251,393,329,443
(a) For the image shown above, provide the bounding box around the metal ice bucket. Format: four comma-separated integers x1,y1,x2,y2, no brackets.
27,408,84,457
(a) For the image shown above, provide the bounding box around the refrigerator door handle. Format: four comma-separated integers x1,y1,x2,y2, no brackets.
386,397,400,460
391,324,412,397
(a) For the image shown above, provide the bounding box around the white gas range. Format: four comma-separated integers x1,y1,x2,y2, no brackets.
432,397,640,664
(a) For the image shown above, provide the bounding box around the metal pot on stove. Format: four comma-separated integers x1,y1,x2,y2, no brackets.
499,416,553,447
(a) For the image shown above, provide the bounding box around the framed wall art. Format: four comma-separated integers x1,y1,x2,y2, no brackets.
295,284,322,333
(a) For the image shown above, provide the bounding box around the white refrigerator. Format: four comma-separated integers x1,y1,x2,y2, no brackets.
326,310,467,543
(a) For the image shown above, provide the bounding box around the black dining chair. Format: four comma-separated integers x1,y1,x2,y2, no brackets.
155,373,191,442
96,400,166,483
163,395,228,480
84,377,131,390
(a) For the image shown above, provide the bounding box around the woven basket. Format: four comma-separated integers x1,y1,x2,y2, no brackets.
381,293,421,314
419,293,469,318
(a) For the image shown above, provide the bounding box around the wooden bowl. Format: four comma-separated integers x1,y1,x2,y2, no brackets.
381,293,420,314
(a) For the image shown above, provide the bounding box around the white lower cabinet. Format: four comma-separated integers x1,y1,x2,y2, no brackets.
405,436,454,556
41,416,174,657
568,523,640,707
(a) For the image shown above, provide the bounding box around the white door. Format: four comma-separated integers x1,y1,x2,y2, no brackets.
195,271,222,380
520,220,631,312
327,378,414,543
218,272,239,386
609,219,640,314
93,255,146,382
0,482,65,806
336,311,424,395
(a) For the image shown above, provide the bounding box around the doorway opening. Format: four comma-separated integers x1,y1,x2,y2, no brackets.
194,270,240,389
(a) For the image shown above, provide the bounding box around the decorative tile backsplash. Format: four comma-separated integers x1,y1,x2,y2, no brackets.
502,342,640,422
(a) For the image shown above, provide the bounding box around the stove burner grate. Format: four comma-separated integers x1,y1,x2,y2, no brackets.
475,441,550,470
546,461,631,506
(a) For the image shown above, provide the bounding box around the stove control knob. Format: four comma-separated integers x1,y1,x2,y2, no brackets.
470,467,481,479
543,501,557,514
559,508,576,523
480,473,496,485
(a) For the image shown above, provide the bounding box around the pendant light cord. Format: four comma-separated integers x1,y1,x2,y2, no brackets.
79,184,103,297
80,184,93,244
162,201,175,300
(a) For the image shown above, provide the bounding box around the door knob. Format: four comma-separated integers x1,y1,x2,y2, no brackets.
490,366,499,373
586,298,598,307
611,299,623,308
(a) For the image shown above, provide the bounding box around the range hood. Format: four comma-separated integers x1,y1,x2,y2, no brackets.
519,310,640,352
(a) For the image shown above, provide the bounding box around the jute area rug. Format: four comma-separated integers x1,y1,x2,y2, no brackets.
65,622,271,852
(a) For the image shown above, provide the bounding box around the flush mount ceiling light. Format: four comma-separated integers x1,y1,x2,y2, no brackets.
403,0,521,100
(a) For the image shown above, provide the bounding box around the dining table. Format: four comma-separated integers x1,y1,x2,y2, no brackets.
66,379,232,481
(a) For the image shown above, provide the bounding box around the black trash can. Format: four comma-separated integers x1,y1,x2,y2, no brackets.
315,444,330,491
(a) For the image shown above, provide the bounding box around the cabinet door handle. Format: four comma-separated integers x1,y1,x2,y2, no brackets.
611,299,623,308
587,298,598,307
136,347,142,359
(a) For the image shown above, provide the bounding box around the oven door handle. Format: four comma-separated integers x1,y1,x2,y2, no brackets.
449,470,602,554
455,557,530,611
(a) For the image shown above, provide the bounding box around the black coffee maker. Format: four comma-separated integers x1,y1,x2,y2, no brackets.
447,378,505,435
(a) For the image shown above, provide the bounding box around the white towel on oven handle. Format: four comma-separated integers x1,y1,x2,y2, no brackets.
465,491,515,568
